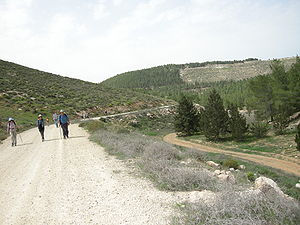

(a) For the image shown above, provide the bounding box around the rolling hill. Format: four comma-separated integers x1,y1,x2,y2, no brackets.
0,59,172,140
101,57,296,89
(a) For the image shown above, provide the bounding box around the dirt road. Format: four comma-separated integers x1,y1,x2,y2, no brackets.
0,125,182,225
164,133,300,177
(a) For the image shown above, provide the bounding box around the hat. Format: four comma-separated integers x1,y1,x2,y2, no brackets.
38,114,42,117
60,109,64,113
8,117,14,121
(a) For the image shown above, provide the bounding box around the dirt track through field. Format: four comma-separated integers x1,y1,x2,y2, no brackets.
164,133,300,177
0,125,183,225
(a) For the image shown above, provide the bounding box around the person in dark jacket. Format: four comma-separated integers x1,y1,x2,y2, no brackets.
37,114,45,141
59,110,70,139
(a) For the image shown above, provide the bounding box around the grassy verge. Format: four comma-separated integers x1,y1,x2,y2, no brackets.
183,132,299,158
129,113,175,136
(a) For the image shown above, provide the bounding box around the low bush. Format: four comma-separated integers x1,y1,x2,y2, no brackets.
247,172,255,182
223,159,239,169
80,120,107,132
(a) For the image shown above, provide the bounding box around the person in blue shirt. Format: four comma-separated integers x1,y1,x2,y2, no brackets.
37,114,45,142
59,110,70,139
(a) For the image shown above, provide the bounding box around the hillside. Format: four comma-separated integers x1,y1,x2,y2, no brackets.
181,57,296,84
101,64,184,89
0,59,171,140
102,57,296,89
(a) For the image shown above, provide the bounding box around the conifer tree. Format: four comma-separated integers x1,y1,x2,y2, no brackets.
174,95,199,136
273,104,290,135
203,89,229,141
228,104,248,140
295,124,300,151
248,75,275,121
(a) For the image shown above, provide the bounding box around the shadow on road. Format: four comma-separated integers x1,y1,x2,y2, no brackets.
43,136,86,142
44,138,61,142
68,136,86,139
16,142,33,146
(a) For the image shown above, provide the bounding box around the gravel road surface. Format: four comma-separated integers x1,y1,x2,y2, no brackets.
0,125,183,225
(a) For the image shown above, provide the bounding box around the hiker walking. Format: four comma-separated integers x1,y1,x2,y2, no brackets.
37,114,45,142
52,112,59,128
7,118,17,147
59,110,70,139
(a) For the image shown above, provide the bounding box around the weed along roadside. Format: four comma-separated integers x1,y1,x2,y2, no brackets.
80,120,300,224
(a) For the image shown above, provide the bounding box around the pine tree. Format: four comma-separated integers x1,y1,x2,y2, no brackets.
248,75,275,121
203,89,229,141
273,104,290,135
295,124,300,151
287,56,300,112
174,95,199,136
228,104,248,140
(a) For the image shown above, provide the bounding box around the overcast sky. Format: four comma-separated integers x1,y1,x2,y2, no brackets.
0,0,299,82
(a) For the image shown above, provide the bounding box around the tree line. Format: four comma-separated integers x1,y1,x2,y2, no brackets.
174,90,300,149
174,91,248,141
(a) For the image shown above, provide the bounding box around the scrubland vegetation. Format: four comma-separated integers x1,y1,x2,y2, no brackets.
81,120,300,225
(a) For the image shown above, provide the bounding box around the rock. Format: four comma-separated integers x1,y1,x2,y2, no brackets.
218,174,229,181
217,171,235,183
180,158,192,165
206,161,220,168
255,176,284,195
229,168,235,172
214,170,221,176
239,165,246,170
226,171,233,176
295,183,300,189
188,190,216,204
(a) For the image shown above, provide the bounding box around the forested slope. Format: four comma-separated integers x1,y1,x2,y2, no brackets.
101,58,296,89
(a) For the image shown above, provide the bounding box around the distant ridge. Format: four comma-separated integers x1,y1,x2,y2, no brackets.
101,57,296,89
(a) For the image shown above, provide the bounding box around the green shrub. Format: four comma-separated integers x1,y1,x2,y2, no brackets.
80,121,107,132
247,172,255,182
223,159,239,169
250,121,269,138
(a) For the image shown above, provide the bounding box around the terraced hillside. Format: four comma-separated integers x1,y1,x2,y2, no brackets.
181,57,296,84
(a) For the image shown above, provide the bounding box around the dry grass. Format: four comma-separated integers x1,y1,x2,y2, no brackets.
173,191,300,225
91,129,228,192
86,122,299,225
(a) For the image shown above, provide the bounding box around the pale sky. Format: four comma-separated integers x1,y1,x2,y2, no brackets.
0,0,299,82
